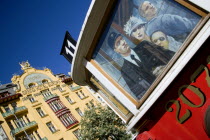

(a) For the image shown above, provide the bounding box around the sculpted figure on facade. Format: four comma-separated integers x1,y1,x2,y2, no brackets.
20,60,31,70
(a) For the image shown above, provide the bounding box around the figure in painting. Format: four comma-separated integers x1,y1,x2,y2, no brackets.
138,1,157,21
123,16,150,45
93,0,201,100
124,16,182,52
150,31,182,52
107,32,174,99
138,0,199,41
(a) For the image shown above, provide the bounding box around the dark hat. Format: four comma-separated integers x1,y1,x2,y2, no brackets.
107,32,120,49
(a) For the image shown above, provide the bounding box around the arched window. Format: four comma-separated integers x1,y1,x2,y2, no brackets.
42,79,48,84
28,83,36,88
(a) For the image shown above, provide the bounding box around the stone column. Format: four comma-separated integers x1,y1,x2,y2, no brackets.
8,104,13,111
0,106,6,113
10,120,17,129
22,115,28,124
32,131,39,140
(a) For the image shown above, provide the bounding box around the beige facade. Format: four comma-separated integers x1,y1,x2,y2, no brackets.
0,61,99,140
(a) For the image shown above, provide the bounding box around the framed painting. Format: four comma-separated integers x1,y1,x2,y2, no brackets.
92,0,207,105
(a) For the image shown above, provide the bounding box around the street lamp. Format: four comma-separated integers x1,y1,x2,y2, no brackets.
11,102,31,140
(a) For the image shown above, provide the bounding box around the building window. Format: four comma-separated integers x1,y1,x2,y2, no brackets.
3,105,10,112
60,113,77,128
64,113,75,124
57,86,63,92
25,115,30,123
90,100,95,107
86,103,91,109
46,122,57,133
80,91,86,98
11,102,17,109
29,133,36,140
50,100,63,112
41,89,52,97
73,129,82,139
65,96,74,104
8,121,15,130
49,100,64,112
0,125,9,140
27,95,36,103
35,130,41,140
75,108,83,116
76,92,82,99
36,107,46,117
42,79,48,84
97,96,103,102
28,83,36,88
15,117,26,128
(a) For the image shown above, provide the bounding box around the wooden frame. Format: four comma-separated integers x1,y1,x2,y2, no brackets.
90,0,209,108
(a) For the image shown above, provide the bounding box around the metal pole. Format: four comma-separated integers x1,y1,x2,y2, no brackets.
11,103,31,140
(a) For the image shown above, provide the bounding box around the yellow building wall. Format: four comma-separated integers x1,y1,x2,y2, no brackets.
0,66,99,140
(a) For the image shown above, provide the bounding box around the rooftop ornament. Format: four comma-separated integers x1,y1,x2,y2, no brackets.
19,61,32,70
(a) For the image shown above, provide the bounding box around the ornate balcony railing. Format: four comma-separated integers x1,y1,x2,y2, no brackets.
2,106,27,118
11,121,38,136
0,93,22,104
61,77,72,83
66,121,79,129
70,86,81,91
43,94,58,101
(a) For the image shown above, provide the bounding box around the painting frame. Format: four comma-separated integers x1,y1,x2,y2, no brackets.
90,0,209,107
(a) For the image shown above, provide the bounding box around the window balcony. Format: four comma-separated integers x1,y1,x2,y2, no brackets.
43,94,58,101
2,106,28,119
70,86,81,92
11,121,38,136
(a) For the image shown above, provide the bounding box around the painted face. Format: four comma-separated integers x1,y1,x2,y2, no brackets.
131,25,145,41
141,1,157,19
114,36,130,55
151,31,169,49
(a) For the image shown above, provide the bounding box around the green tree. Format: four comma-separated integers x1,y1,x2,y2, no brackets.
80,105,131,140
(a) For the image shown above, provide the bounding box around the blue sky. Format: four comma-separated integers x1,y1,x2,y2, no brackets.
0,0,91,84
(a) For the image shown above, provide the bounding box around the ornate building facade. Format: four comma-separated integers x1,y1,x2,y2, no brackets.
0,61,99,140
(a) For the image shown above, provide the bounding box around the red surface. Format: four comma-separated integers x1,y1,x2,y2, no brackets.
136,38,210,140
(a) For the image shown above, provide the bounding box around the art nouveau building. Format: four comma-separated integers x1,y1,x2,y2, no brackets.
0,62,99,140
63,0,210,139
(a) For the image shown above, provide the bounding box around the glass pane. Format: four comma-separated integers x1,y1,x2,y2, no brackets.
92,0,201,100
90,76,132,118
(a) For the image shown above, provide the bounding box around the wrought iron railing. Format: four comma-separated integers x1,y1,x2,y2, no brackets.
11,121,37,135
2,106,27,118
43,94,58,101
